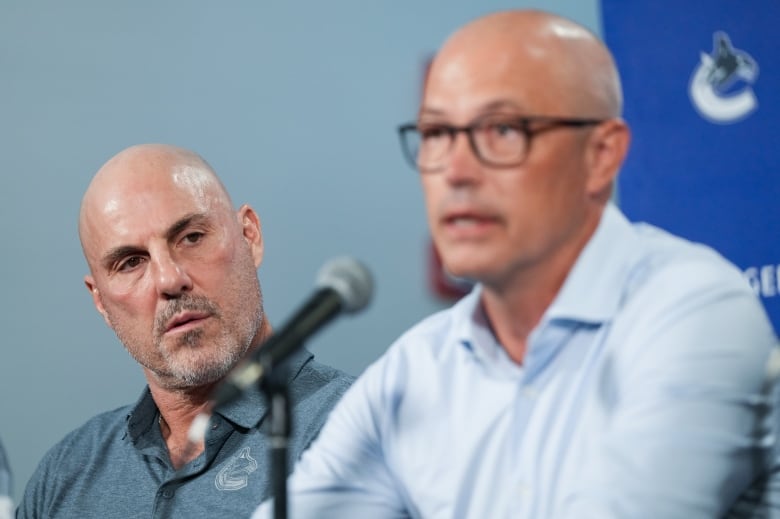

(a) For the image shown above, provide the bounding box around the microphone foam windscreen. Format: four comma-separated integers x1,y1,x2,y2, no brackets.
316,257,374,313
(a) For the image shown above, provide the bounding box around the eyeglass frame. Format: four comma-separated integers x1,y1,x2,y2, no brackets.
397,115,606,172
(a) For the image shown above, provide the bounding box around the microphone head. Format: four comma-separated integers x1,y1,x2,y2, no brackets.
316,257,373,313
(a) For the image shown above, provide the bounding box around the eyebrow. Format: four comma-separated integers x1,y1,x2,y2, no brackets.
165,213,209,242
99,212,210,271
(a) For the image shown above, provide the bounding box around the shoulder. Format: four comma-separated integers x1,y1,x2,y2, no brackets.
290,355,355,404
32,404,132,473
624,223,759,313
384,294,474,365
18,404,133,516
347,298,472,400
610,223,775,377
283,356,356,454
286,353,355,432
388,289,475,355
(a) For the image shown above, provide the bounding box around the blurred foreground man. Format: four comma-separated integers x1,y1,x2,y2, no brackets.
18,144,353,518
253,9,777,519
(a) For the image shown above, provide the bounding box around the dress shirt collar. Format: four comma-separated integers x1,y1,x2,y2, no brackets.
544,203,638,325
450,203,638,364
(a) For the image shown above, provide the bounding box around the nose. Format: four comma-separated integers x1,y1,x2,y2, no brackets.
442,130,483,185
152,250,193,299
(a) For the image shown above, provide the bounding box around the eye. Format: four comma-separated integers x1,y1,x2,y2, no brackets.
418,125,450,141
486,121,524,139
181,232,204,246
116,255,146,273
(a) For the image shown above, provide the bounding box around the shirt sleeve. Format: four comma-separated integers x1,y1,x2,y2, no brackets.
252,350,413,519
560,260,778,518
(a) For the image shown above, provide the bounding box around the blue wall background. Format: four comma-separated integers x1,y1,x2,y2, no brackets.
602,0,780,332
0,0,600,502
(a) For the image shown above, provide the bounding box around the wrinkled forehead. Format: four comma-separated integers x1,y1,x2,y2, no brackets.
80,163,231,261
90,163,226,217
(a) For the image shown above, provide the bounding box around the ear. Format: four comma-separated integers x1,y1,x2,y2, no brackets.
584,118,631,199
237,204,264,268
84,275,111,327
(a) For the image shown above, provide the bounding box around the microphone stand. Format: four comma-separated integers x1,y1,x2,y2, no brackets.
260,352,294,519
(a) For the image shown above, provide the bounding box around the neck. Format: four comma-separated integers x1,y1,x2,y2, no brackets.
481,208,602,364
147,382,215,470
481,268,561,364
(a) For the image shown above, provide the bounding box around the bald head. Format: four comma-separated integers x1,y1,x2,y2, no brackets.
427,10,622,118
79,144,233,267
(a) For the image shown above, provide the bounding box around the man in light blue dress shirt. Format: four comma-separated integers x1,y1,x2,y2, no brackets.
254,9,778,518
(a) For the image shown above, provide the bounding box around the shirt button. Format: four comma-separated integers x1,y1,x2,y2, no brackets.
162,489,174,499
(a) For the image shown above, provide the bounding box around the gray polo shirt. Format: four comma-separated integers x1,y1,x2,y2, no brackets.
17,349,353,518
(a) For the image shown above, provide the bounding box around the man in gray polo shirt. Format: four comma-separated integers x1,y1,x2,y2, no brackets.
17,144,353,518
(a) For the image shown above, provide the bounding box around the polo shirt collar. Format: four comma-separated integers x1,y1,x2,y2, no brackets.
125,347,315,438
215,347,314,430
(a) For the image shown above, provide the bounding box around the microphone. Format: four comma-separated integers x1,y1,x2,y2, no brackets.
208,256,373,412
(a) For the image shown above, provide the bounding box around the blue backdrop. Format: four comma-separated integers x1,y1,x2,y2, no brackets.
601,1,780,332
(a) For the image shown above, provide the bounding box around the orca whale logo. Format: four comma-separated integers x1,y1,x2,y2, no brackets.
689,32,759,124
215,447,258,491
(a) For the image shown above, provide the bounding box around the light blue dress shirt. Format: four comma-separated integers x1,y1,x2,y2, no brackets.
253,204,777,518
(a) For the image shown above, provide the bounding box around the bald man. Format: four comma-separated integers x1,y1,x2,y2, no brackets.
17,144,354,519
253,10,777,519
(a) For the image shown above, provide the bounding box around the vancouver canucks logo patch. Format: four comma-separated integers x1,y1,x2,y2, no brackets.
215,447,258,491
689,31,759,124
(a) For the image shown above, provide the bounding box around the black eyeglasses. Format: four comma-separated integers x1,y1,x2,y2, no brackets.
397,115,605,172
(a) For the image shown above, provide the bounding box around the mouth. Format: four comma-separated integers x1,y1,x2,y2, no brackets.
441,210,500,235
164,311,212,334
446,215,491,226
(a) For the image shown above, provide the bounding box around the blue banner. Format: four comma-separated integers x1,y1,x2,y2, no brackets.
601,1,780,332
